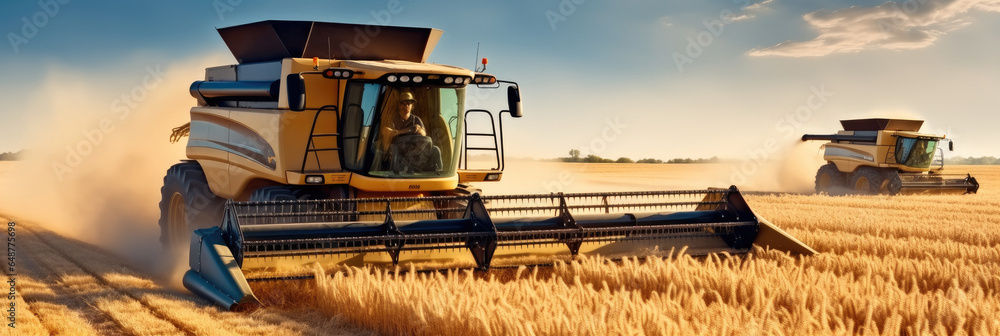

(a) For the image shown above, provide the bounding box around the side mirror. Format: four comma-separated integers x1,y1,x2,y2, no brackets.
286,74,306,111
507,86,523,118
949,141,954,151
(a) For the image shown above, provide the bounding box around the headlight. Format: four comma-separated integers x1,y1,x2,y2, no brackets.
387,75,398,82
413,76,423,83
305,175,325,184
400,75,410,82
444,77,454,84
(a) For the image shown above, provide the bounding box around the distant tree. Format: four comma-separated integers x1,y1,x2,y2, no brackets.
636,158,663,164
616,157,634,163
569,149,581,160
945,156,1000,165
582,154,612,163
0,150,22,161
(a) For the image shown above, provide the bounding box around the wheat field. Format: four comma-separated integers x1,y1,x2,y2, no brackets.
254,165,1000,335
6,163,1000,335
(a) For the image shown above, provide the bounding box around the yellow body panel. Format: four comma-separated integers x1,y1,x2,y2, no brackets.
349,174,458,192
458,170,502,183
286,171,352,184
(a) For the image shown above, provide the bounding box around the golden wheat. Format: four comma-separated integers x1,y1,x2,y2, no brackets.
8,164,1000,335
256,166,1000,335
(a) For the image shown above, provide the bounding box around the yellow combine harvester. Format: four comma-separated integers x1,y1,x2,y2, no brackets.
802,118,979,195
160,20,815,310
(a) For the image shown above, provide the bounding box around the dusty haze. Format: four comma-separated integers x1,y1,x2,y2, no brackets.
0,54,230,274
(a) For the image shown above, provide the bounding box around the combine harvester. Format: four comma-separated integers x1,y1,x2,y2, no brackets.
161,20,816,310
802,118,979,195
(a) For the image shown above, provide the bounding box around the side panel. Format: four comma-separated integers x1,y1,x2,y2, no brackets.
187,107,232,198
228,108,287,197
280,58,343,109
824,143,876,174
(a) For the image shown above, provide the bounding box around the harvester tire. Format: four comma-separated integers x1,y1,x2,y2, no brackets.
158,162,226,250
441,183,482,219
884,171,903,195
249,186,301,201
815,164,846,194
850,167,884,195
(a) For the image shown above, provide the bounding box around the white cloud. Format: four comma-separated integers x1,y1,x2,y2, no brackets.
658,16,673,27
731,0,775,21
745,0,775,12
749,0,1000,57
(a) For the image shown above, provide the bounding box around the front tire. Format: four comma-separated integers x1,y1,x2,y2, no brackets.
815,164,846,194
158,162,226,250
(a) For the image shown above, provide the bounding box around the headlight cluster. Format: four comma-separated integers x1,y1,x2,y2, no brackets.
383,74,472,86
473,74,497,84
442,76,471,84
321,68,354,79
387,75,428,83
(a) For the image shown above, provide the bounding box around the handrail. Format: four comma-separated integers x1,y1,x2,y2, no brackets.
462,109,501,170
300,105,341,173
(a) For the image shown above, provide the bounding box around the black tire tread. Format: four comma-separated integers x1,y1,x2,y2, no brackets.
157,162,226,249
850,167,884,195
815,164,847,194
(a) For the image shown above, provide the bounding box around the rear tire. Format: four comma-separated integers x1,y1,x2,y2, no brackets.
850,167,884,195
884,171,903,195
815,164,846,194
158,162,227,251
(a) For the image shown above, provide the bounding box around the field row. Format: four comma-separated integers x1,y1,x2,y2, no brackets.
9,219,371,336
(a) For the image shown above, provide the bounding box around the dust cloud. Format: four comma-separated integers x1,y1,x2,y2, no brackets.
479,141,827,196
728,141,827,193
0,53,231,279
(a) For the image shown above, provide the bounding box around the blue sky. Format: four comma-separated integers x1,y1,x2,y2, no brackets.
1,0,998,160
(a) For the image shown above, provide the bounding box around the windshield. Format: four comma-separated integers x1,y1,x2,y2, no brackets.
895,137,938,168
342,82,464,178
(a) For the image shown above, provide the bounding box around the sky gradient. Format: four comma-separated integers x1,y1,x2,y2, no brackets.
1,0,997,161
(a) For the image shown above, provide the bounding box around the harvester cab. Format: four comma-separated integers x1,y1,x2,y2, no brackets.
163,20,816,310
802,118,979,195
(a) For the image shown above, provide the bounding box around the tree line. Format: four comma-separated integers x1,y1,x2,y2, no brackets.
559,149,720,164
0,150,22,161
944,156,1000,165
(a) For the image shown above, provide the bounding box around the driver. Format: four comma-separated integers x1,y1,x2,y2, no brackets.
384,92,426,141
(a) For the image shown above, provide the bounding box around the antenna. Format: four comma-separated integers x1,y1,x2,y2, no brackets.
327,37,332,66
474,42,481,72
